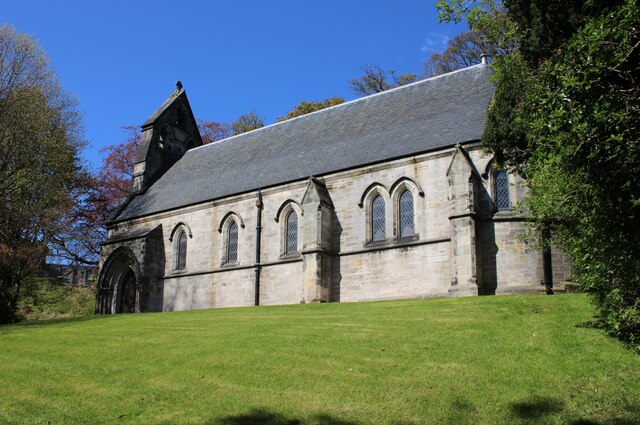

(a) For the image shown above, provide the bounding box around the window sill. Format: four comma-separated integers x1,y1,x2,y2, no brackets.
279,252,301,260
395,233,419,243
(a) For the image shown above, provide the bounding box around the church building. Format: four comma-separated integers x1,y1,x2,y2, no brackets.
96,63,569,314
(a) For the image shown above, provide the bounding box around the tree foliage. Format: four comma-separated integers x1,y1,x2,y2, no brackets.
440,0,640,347
276,97,344,122
348,65,417,96
0,25,84,323
231,110,264,135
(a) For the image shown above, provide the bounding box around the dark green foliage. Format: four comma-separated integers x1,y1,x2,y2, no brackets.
481,53,531,168
522,0,640,347
482,0,640,347
505,0,625,65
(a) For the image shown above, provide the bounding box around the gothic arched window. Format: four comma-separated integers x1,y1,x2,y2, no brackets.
227,221,238,264
494,169,511,211
371,195,386,242
399,189,414,237
175,230,187,270
285,210,298,255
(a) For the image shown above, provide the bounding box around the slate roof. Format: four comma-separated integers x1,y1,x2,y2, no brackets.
114,64,495,222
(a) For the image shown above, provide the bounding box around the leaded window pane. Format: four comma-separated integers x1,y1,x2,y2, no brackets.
286,211,298,255
372,195,385,242
495,170,510,211
399,190,414,237
227,222,238,263
177,231,187,270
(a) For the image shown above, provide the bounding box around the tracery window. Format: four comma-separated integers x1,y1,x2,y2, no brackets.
285,210,298,255
494,169,510,211
399,189,414,237
227,221,238,264
175,230,187,270
371,195,386,242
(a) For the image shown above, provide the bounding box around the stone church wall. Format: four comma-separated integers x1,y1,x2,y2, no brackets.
101,143,565,313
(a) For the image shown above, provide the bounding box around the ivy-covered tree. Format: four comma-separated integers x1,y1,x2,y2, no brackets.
438,0,640,348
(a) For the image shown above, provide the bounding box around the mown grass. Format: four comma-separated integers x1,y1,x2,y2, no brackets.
0,294,638,425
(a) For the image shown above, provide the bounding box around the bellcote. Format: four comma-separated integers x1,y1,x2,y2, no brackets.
132,83,203,193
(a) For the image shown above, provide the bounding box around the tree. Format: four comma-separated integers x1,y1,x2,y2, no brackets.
231,110,264,135
439,0,640,347
276,97,344,122
348,65,417,96
0,25,84,323
198,119,232,144
424,31,487,76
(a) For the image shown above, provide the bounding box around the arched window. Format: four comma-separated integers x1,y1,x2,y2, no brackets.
399,189,414,237
175,230,187,270
285,210,298,255
494,169,510,211
227,221,238,264
371,195,386,242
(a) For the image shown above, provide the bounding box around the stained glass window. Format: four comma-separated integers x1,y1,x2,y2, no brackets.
399,190,414,237
372,195,385,242
227,221,238,263
495,170,510,211
285,211,298,255
176,231,187,270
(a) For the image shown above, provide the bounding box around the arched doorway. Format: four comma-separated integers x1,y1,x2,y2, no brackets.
97,248,141,314
119,269,137,313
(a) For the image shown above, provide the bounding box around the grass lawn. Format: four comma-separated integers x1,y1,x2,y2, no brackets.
0,294,638,425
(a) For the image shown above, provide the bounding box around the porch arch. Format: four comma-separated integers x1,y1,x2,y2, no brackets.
96,248,142,314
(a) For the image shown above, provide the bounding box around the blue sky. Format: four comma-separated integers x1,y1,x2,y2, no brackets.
3,0,465,169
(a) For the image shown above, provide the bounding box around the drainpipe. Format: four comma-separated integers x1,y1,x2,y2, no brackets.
254,190,263,306
542,224,554,295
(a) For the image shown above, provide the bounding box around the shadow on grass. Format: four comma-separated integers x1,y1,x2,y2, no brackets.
510,396,640,425
0,314,104,330
569,413,640,425
509,395,564,424
208,409,361,425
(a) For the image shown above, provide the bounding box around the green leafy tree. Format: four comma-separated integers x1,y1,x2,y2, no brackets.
231,109,264,135
348,65,417,96
439,0,640,347
0,25,84,323
276,97,344,122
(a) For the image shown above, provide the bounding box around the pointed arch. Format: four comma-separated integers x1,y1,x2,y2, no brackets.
389,177,424,198
390,178,421,240
217,211,245,233
169,223,191,271
486,161,512,211
276,200,303,257
358,182,389,208
169,222,192,241
274,199,303,222
219,211,244,265
96,247,141,315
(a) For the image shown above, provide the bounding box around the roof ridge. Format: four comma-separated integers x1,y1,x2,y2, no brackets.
188,63,489,154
